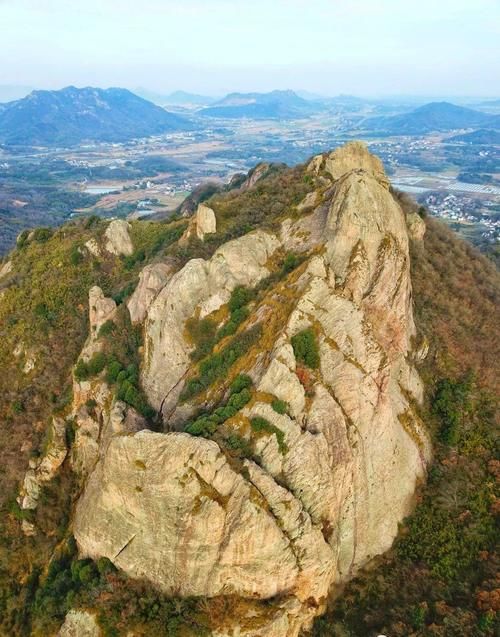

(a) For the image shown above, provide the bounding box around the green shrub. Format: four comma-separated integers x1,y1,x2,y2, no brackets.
74,352,106,381
181,324,262,400
230,374,253,394
282,253,300,273
69,245,83,266
32,227,53,243
432,375,472,445
65,419,76,447
98,319,116,338
112,282,136,305
123,249,146,271
250,416,288,455
17,229,30,247
87,352,107,376
224,434,253,457
228,285,254,312
185,387,252,438
291,328,320,369
12,399,24,414
271,398,288,415
228,387,251,410
84,214,100,229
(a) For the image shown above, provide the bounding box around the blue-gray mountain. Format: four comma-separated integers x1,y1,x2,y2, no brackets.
0,86,193,147
199,89,321,119
363,101,500,135
449,128,500,145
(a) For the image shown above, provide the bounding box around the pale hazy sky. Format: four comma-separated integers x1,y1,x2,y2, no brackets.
0,0,499,97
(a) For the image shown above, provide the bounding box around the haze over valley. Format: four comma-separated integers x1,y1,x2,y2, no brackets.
1,86,499,259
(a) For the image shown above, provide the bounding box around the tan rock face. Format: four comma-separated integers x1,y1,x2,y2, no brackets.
75,432,315,599
85,238,101,258
406,211,426,241
74,143,431,636
195,203,217,240
88,286,117,335
127,262,174,324
104,219,134,256
0,260,13,279
57,610,101,637
18,417,67,512
71,288,145,477
142,230,280,416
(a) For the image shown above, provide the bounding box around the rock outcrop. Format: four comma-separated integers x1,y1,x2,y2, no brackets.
18,417,68,533
0,260,12,279
406,211,426,241
57,610,101,637
180,202,218,243
142,229,280,416
127,262,174,324
104,219,134,256
195,203,217,239
73,143,431,636
88,286,117,335
71,287,144,477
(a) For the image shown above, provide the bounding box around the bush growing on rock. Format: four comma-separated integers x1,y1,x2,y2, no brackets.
291,328,320,369
74,352,107,381
181,324,262,400
250,416,288,455
271,398,288,415
229,374,253,395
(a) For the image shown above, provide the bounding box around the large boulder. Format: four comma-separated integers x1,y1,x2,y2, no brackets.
58,610,101,637
18,417,67,516
104,219,134,256
88,286,117,335
127,262,174,324
195,203,217,240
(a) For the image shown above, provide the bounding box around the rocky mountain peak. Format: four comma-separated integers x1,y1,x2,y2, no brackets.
67,143,431,635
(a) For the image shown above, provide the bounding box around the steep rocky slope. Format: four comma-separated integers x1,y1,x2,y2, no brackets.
69,143,430,635
0,142,498,637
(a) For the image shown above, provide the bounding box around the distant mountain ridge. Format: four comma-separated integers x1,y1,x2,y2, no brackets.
0,86,193,147
449,129,500,144
363,101,500,134
199,89,320,119
134,88,215,106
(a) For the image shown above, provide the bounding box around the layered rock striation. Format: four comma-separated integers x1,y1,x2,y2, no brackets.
72,143,431,636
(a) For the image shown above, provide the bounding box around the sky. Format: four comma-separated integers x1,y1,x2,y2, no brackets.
0,0,499,97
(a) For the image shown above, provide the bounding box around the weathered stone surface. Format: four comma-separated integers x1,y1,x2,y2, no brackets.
73,143,431,636
88,286,117,335
142,230,280,415
18,417,67,512
57,610,101,637
323,141,389,187
104,219,134,256
74,432,304,599
296,190,319,213
85,238,101,257
127,262,174,324
71,288,145,477
23,353,36,374
406,211,426,240
195,203,217,240
0,259,12,279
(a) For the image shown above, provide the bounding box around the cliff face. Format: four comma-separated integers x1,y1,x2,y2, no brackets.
71,142,431,635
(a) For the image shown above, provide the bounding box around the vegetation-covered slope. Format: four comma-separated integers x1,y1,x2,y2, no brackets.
0,87,193,147
0,152,498,637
